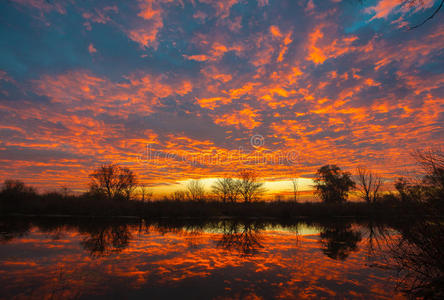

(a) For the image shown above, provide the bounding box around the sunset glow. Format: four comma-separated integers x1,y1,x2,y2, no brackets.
1,0,443,197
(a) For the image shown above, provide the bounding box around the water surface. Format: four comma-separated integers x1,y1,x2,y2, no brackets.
0,218,440,299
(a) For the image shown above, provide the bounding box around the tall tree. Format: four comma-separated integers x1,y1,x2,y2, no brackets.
118,167,137,201
186,180,205,201
139,184,152,202
291,178,299,202
356,168,382,204
314,165,355,203
412,148,444,207
89,164,137,200
237,170,266,203
212,177,239,203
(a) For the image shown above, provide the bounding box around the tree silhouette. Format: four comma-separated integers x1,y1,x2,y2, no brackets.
80,223,131,257
89,164,137,200
169,190,188,201
0,218,31,243
393,149,444,208
1,180,36,199
356,168,382,204
407,0,444,30
139,184,153,202
186,179,205,201
217,220,264,257
319,223,362,260
314,165,355,203
212,177,239,203
0,180,37,211
359,0,444,30
291,178,299,202
237,170,266,203
412,148,444,207
387,218,444,298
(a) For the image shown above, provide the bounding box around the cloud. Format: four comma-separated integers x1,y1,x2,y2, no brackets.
213,104,261,130
88,43,97,54
11,0,66,15
270,25,283,38
82,6,118,30
257,0,269,7
200,0,239,18
183,54,211,62
183,41,244,62
1,0,444,191
128,21,163,49
305,25,358,64
365,0,435,21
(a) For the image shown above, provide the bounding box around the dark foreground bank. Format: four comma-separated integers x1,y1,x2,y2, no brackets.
0,190,432,220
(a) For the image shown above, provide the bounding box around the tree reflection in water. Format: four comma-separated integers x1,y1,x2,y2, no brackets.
318,222,362,260
1,217,443,298
217,220,265,257
387,218,444,299
80,223,132,257
0,218,31,243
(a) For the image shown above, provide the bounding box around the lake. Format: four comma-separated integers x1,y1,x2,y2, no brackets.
0,217,442,299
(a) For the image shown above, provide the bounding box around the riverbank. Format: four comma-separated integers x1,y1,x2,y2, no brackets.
0,194,427,220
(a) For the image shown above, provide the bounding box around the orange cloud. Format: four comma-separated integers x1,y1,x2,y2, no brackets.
126,0,170,49
138,0,162,20
183,54,211,62
184,42,244,62
128,23,162,49
269,25,283,38
306,26,358,64
196,97,231,110
213,105,261,130
277,31,293,62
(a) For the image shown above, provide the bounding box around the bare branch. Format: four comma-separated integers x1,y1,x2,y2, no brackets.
408,0,444,30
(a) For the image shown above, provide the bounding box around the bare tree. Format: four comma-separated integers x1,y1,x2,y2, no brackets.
217,221,264,256
291,178,299,202
89,164,137,200
359,0,444,30
212,177,239,203
118,167,137,201
412,148,444,180
186,180,205,201
412,148,444,205
356,168,382,204
227,179,240,203
405,0,444,30
237,170,266,203
139,184,153,202
170,190,188,201
2,180,35,194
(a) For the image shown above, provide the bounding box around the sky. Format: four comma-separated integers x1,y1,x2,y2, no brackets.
0,0,443,196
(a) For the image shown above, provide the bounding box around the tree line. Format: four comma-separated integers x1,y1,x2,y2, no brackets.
1,150,442,213
86,165,267,203
82,148,443,207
